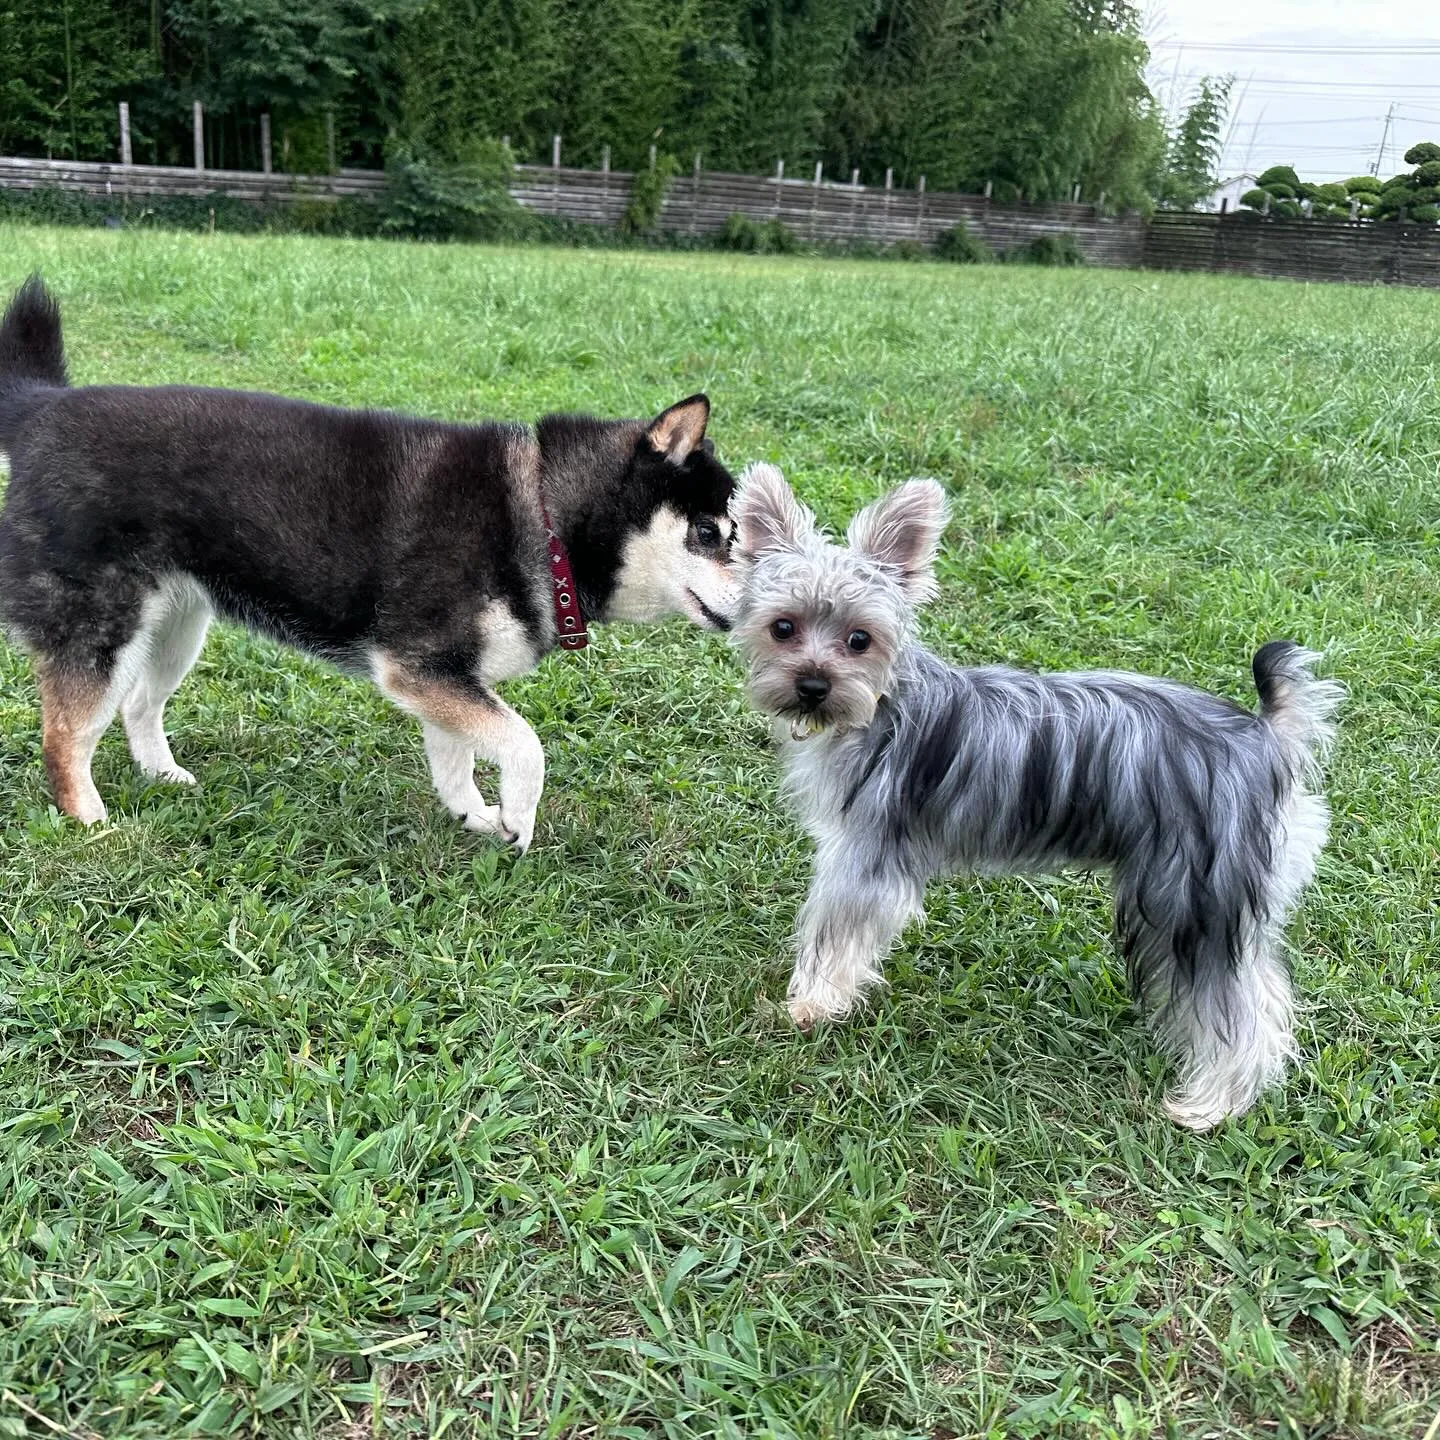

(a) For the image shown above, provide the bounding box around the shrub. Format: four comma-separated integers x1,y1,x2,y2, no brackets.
887,238,927,261
1264,182,1295,200
1240,187,1270,210
1257,165,1300,190
620,153,678,235
934,222,991,263
1403,141,1440,166
1381,174,1413,191
379,138,532,241
1410,204,1440,223
1416,160,1440,187
1313,182,1348,205
1014,232,1085,265
1271,199,1302,218
716,212,797,254
1345,175,1382,194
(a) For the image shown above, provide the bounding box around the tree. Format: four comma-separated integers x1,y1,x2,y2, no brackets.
1156,74,1231,210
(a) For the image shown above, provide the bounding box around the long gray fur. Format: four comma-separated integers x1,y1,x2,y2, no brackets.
731,463,1341,1130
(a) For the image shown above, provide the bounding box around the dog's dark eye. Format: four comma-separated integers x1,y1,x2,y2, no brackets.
770,618,796,641
847,629,872,653
695,520,721,547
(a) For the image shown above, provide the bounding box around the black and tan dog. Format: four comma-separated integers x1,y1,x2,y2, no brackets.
0,277,740,849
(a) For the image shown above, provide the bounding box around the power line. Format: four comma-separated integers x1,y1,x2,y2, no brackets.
1150,71,1440,92
1149,41,1440,55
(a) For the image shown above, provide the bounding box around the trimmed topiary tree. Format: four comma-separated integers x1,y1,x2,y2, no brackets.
1256,165,1300,190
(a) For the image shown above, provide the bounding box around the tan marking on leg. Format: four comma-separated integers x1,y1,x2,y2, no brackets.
38,666,112,824
372,655,546,850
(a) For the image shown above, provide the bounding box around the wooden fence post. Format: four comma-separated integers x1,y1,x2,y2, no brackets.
916,174,926,239
983,179,992,200
192,101,204,173
118,103,131,166
601,145,610,174
649,144,656,171
260,113,271,174
851,167,859,186
326,109,336,173
1072,183,1081,202
691,152,701,235
883,166,893,242
552,134,561,169
774,158,784,219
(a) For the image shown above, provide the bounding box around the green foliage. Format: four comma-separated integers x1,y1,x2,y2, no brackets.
934,221,992,263
1012,230,1085,265
1156,74,1232,211
0,0,1166,209
1256,164,1300,190
887,237,927,261
1240,187,1270,211
2,228,1437,1439
378,136,532,241
1416,161,1440,187
1410,203,1440,223
1404,141,1440,165
0,181,380,233
717,211,797,254
1313,182,1348,205
619,152,678,235
1345,175,1382,194
1264,182,1295,200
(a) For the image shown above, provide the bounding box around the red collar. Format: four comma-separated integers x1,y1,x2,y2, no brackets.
541,501,588,651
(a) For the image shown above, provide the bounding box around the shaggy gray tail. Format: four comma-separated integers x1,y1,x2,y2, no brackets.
0,274,67,450
1252,640,1343,778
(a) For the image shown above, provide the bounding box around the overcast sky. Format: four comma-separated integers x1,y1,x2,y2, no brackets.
1143,1,1440,181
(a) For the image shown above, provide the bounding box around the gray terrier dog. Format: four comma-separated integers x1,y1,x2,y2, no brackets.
731,464,1340,1129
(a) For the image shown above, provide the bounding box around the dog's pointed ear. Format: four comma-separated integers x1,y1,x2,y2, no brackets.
847,479,948,603
732,463,815,558
645,394,709,465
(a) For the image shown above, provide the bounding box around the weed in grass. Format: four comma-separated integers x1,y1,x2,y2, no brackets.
0,225,1437,1438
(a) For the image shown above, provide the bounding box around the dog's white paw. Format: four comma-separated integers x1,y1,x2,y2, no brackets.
154,765,197,786
500,807,536,854
70,792,108,827
1163,1091,1229,1133
788,994,846,1031
460,803,505,837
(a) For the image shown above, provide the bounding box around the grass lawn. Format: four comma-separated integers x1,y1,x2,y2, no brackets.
0,225,1437,1439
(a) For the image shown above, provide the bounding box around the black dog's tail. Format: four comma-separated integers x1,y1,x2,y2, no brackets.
1253,640,1343,780
0,274,68,449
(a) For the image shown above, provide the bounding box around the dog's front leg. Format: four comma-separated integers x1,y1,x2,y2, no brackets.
375,657,544,851
788,846,923,1029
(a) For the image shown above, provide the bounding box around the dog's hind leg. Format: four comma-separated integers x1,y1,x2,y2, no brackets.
374,655,545,852
1117,867,1297,1131
788,837,925,1028
121,577,212,784
38,663,122,825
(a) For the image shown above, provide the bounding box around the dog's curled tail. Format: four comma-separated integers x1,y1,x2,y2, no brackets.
0,274,67,450
1253,640,1343,779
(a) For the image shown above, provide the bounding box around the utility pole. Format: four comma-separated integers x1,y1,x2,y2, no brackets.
1370,103,1395,176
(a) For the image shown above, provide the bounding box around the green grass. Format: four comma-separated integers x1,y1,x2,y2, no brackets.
0,226,1437,1439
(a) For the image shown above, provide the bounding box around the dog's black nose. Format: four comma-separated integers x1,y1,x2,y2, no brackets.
795,675,830,708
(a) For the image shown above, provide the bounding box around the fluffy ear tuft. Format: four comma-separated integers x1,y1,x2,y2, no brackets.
846,479,948,603
645,394,710,464
732,463,816,558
